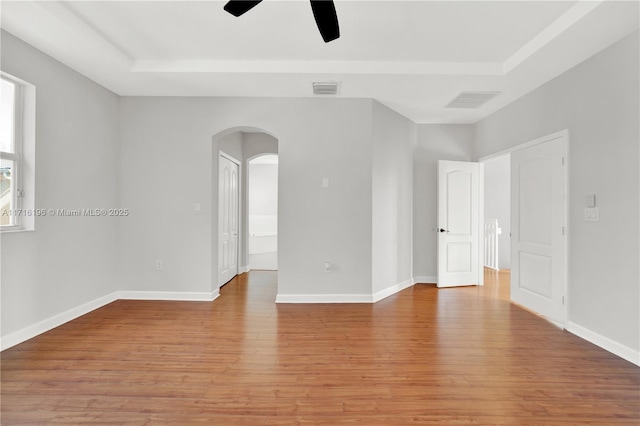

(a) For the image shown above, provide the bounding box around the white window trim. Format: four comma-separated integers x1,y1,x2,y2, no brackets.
1,71,35,232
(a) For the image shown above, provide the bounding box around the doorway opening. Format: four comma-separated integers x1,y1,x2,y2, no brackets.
479,130,568,327
248,154,278,270
482,154,511,297
214,128,279,289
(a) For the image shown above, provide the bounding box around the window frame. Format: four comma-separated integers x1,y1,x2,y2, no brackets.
1,73,25,231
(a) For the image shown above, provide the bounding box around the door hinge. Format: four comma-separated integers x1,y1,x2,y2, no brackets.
561,156,565,166
561,226,566,235
17,189,25,198
562,296,565,305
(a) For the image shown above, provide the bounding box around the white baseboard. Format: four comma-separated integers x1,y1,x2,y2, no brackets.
1,289,221,351
276,293,373,303
277,279,416,304
372,279,414,302
118,289,220,302
1,292,118,351
413,276,437,284
566,321,640,366
239,265,250,274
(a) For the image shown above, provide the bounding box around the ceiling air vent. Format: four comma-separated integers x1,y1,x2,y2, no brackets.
445,91,501,109
313,82,340,95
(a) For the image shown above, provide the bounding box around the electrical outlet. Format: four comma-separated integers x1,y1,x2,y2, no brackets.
155,260,164,270
584,208,599,222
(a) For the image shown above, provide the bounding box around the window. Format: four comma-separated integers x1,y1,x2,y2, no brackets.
1,72,33,231
1,76,22,229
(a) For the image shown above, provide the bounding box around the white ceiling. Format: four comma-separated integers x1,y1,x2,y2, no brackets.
1,0,638,123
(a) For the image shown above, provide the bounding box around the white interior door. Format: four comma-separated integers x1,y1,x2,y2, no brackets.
437,160,481,288
219,154,239,286
511,136,567,325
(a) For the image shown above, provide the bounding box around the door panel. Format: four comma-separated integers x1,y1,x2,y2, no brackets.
447,242,472,272
511,137,566,325
219,154,239,286
438,161,480,287
519,252,552,298
519,157,552,244
447,170,472,235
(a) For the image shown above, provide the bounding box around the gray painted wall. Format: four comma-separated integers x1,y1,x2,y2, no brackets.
243,133,278,160
0,31,120,337
474,31,639,352
117,97,374,298
218,131,244,162
371,101,415,293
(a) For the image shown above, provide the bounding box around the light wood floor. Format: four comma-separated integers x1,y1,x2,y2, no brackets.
2,270,638,424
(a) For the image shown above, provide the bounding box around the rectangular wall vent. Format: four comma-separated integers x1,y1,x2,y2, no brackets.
313,82,340,95
445,91,501,109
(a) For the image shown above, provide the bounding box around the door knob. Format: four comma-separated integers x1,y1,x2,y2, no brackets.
439,228,449,233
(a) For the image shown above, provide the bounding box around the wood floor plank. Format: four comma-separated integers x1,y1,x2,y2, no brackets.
1,270,638,424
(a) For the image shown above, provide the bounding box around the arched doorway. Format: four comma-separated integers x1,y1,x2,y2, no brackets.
212,127,278,288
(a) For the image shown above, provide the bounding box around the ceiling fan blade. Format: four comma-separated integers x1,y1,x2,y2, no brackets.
224,0,264,17
310,0,340,42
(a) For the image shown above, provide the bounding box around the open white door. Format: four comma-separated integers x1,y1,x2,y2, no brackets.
511,136,567,325
437,160,481,288
219,153,240,286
